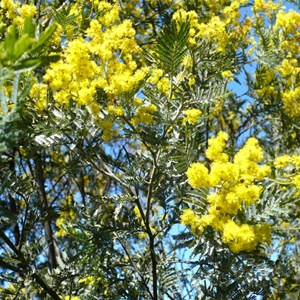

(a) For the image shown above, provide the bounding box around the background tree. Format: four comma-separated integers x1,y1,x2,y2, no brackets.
0,0,300,299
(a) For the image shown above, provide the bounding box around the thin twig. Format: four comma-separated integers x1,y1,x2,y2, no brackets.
117,235,154,300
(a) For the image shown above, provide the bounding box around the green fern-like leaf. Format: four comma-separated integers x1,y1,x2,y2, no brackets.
244,181,296,223
184,189,208,213
150,19,190,74
52,5,78,28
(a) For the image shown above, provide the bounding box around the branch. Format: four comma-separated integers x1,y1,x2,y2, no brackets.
0,229,61,299
0,257,25,274
116,235,154,300
31,273,61,300
150,234,158,300
34,152,59,270
17,197,30,251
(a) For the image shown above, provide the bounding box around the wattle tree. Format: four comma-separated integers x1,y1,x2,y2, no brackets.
0,0,299,299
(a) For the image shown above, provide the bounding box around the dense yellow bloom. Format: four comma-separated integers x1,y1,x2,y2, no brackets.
186,163,211,189
274,8,300,55
30,83,48,110
181,209,203,235
183,132,271,252
274,155,291,169
277,59,300,77
206,131,229,163
234,137,263,163
253,0,281,14
209,162,238,186
183,109,202,125
173,1,252,51
222,221,257,252
0,1,36,27
252,4,300,116
291,155,300,167
107,105,125,117
275,10,300,34
44,38,98,107
97,1,120,26
198,16,229,52
222,221,271,252
234,184,262,206
274,55,300,117
281,87,300,117
39,0,147,121
18,4,36,20
0,0,19,19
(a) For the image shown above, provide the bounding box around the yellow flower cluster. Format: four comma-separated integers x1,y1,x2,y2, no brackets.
183,132,272,252
98,119,114,142
107,105,125,117
222,221,271,253
205,131,229,163
56,196,76,238
198,16,228,51
29,1,151,141
0,0,36,26
37,1,147,113
147,68,171,95
250,2,300,116
254,68,277,102
183,109,202,125
277,9,300,52
172,0,251,52
221,70,233,80
30,80,48,110
131,103,157,126
86,17,148,95
78,276,95,286
275,10,300,37
0,0,19,20
281,87,300,117
274,154,292,169
43,37,97,107
253,0,281,15
277,58,300,117
277,59,300,77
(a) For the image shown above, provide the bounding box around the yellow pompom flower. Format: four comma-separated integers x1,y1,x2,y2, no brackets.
108,105,125,117
183,109,202,125
234,137,263,163
186,162,211,189
221,70,233,80
181,209,203,235
222,221,257,253
274,155,291,169
206,132,229,163
131,104,157,126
